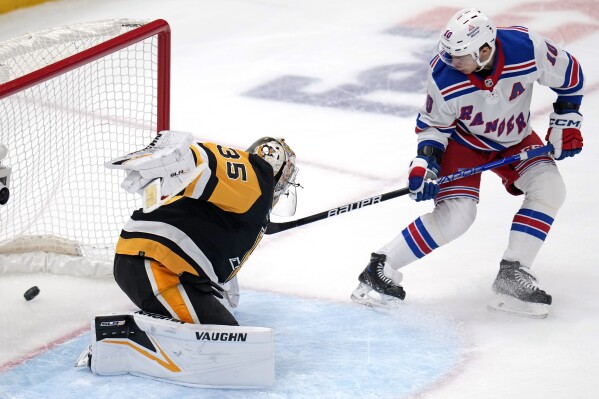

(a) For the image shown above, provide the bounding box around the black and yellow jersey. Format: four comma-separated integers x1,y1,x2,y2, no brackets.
115,142,274,284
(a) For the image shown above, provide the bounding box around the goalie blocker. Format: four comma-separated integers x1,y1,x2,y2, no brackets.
76,311,275,388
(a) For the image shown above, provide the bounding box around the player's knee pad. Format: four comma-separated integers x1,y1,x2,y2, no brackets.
82,311,275,388
516,163,566,212
423,197,477,244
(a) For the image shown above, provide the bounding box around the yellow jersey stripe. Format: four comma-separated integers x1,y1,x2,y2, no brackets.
116,237,199,277
225,227,266,282
147,260,195,323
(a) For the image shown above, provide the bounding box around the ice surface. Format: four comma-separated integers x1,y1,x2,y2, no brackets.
0,291,463,399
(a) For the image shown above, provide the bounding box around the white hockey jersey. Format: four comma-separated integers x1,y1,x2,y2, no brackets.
416,27,584,152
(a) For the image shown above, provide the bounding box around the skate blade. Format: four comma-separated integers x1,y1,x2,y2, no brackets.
75,345,91,368
487,293,550,319
350,283,403,310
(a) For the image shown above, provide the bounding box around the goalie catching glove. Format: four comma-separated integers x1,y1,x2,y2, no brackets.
546,102,583,160
408,144,443,202
106,131,205,212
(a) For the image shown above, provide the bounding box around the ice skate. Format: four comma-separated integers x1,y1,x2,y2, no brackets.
75,345,91,368
351,253,405,309
487,260,552,319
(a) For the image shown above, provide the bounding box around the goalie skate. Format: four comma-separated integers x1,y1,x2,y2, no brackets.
351,282,403,309
75,345,91,368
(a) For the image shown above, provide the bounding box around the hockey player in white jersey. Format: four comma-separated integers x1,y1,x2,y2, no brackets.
352,8,583,318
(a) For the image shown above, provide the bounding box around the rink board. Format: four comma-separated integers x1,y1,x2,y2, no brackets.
0,291,463,399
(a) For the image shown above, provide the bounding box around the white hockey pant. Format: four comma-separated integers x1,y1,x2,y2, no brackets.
88,311,275,388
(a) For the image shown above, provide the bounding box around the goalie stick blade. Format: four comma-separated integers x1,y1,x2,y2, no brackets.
487,293,550,319
350,283,404,310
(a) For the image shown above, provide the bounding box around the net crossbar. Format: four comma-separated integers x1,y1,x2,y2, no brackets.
0,19,170,274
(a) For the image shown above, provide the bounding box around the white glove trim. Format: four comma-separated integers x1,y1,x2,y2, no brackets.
143,162,207,213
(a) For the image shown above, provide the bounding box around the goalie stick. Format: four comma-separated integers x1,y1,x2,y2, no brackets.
265,144,554,235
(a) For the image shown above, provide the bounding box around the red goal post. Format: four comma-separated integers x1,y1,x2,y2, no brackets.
0,19,171,276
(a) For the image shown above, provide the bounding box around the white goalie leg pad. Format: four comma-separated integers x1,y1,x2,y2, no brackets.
487,294,550,319
88,311,275,388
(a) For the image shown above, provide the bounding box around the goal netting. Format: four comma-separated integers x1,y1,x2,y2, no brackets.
0,19,171,277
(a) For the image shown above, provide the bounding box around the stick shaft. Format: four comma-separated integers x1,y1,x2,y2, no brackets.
265,144,553,235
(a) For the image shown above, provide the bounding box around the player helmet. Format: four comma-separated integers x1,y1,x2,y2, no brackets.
247,137,298,207
438,8,496,71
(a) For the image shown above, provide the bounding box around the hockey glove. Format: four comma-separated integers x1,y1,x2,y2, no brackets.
106,131,205,211
546,109,583,160
408,156,440,202
107,130,194,167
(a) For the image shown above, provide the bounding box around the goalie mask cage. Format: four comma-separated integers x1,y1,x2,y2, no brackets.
0,19,170,276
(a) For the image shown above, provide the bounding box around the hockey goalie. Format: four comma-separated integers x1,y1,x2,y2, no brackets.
76,131,300,388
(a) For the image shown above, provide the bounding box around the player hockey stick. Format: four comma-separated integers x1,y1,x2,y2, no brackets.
265,144,554,234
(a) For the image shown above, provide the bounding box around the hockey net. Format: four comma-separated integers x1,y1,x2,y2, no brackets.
0,19,171,277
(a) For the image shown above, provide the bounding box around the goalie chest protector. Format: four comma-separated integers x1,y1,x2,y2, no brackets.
116,143,275,284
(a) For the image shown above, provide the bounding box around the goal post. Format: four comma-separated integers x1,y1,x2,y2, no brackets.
0,19,171,276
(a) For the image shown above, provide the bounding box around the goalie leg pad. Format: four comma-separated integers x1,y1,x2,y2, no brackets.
86,311,275,388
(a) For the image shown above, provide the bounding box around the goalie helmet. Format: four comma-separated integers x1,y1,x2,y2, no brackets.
438,8,496,71
247,137,298,206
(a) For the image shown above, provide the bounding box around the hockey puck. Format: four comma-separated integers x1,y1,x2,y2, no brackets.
24,286,40,301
